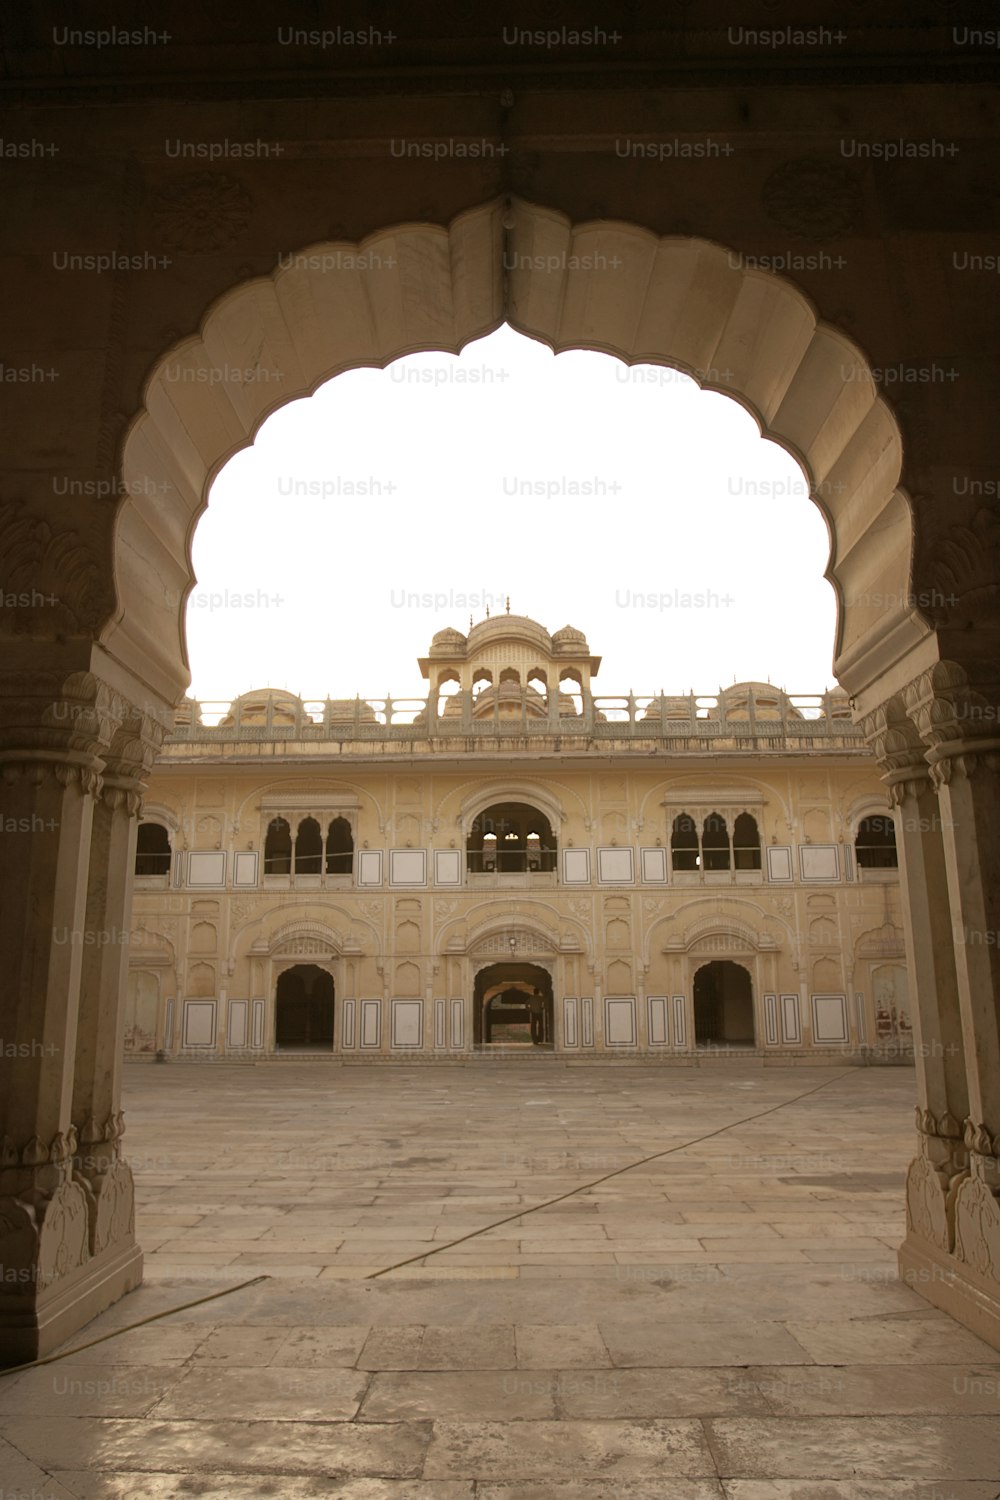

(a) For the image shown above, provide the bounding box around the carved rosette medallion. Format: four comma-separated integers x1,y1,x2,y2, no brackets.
152,174,252,253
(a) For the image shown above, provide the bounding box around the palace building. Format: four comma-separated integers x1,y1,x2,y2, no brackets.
126,614,907,1062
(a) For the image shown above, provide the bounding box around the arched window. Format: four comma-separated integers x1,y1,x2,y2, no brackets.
294,817,323,874
264,817,292,874
671,813,699,871
856,814,898,869
733,812,762,871
702,812,730,871
467,802,557,873
135,821,171,876
326,816,354,875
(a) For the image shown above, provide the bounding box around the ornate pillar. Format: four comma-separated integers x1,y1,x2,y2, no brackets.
895,663,1000,1344
863,698,966,1263
0,673,166,1365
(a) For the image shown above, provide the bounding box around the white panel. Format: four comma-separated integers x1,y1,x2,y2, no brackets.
233,851,258,888
812,993,849,1044
672,995,687,1048
781,993,802,1045
855,990,867,1044
392,999,423,1048
360,999,381,1048
164,998,174,1050
562,848,591,885
640,847,668,883
648,995,669,1046
844,844,854,882
357,850,383,887
434,849,463,886
251,999,265,1049
763,994,779,1045
183,1000,216,1047
800,844,840,882
450,998,464,1048
604,997,637,1047
227,999,248,1048
435,999,446,1048
187,851,226,887
597,847,634,884
766,845,793,882
581,996,594,1047
563,997,578,1047
342,999,356,1049
390,849,427,887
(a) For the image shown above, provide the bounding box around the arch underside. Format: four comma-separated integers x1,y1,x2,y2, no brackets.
110,197,924,709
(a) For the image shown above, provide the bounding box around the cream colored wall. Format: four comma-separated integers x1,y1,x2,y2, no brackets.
128,756,903,1057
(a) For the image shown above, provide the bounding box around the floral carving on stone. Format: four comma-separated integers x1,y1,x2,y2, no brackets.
953,1175,1000,1282
152,173,253,252
905,1153,952,1253
0,503,111,634
761,155,863,240
36,1180,90,1287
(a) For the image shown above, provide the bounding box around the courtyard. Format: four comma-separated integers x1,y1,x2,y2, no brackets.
1,1061,999,1494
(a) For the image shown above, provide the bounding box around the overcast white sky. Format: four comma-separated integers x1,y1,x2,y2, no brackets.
188,325,838,705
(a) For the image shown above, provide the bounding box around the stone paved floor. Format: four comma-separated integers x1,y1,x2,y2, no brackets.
2,1060,1000,1497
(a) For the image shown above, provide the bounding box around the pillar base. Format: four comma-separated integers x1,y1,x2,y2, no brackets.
898,1232,1000,1351
0,1239,143,1369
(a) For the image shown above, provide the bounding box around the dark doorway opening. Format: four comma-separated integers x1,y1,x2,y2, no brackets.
275,964,334,1050
474,962,554,1046
693,960,755,1046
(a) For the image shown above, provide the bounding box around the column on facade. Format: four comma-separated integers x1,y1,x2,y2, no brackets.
863,698,967,1240
0,673,149,1365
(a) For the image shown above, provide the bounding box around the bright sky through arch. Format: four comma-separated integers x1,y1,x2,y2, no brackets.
189,325,837,704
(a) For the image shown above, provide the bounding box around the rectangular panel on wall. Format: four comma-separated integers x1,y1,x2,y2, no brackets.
597,847,634,885
233,852,258,888
781,993,802,1045
450,999,464,1048
763,994,779,1045
604,997,637,1047
640,847,668,884
360,999,381,1048
648,995,669,1046
183,1000,216,1047
227,999,248,1049
342,999,356,1049
357,850,383,887
563,997,579,1047
562,848,591,885
392,999,423,1049
434,849,463,886
812,993,849,1044
672,995,687,1048
843,844,854,882
855,990,867,1044
165,998,174,1051
187,851,226,888
800,845,840,882
581,997,594,1047
390,849,427,887
434,999,446,1048
251,999,265,1049
766,845,793,882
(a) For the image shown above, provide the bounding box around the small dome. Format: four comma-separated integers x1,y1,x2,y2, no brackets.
429,627,468,653
552,624,588,651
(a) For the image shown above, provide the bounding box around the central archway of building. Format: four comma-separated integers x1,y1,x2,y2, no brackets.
275,964,335,1051
474,962,554,1047
693,960,756,1047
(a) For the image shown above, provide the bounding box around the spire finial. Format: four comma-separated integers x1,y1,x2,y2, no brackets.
505,595,511,614
486,604,490,618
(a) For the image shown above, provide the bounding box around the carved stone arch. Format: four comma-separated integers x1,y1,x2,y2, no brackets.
109,196,919,711
453,779,570,837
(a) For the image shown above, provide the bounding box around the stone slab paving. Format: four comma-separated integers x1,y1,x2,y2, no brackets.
1,1060,999,1494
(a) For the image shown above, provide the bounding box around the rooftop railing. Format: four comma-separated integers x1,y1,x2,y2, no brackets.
166,688,864,751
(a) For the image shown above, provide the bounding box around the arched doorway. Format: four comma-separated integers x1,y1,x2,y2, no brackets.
474,962,554,1047
274,964,334,1051
693,961,755,1047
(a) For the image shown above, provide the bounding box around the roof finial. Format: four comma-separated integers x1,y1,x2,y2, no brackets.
469,614,473,632
505,595,511,614
486,603,490,618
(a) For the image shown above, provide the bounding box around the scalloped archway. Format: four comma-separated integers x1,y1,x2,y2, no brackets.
107,196,924,712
